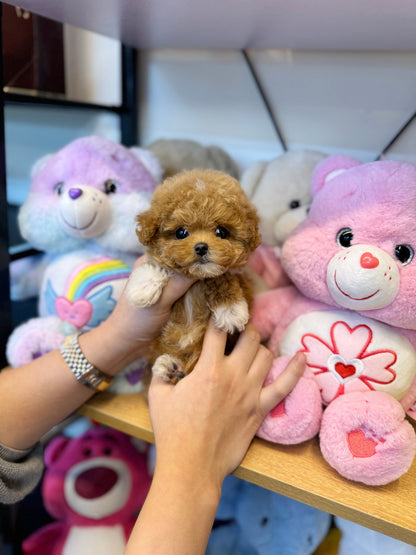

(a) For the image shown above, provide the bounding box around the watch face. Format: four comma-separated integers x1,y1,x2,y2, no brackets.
60,334,112,391
82,369,112,391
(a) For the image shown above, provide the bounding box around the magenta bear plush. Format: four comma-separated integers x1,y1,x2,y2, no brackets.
22,427,152,555
252,155,416,485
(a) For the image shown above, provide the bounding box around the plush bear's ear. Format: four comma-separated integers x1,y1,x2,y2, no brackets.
241,160,268,198
311,155,361,196
30,153,54,178
44,436,70,467
135,209,160,245
129,147,164,184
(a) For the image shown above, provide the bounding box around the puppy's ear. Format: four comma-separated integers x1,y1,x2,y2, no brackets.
136,209,159,245
246,206,262,252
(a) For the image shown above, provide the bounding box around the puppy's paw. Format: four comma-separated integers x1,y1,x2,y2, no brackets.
152,354,186,384
125,263,170,307
213,300,249,333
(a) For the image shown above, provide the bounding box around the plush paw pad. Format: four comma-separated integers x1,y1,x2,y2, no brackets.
213,300,249,333
152,354,186,384
6,317,65,367
320,391,416,485
257,357,322,444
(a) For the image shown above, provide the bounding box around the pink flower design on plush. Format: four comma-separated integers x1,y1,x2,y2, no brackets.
300,321,397,404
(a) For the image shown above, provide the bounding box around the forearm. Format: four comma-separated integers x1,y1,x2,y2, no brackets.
0,348,94,450
0,322,148,451
125,465,221,555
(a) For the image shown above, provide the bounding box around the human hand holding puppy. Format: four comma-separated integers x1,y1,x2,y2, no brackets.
126,321,306,555
96,255,196,369
126,169,261,383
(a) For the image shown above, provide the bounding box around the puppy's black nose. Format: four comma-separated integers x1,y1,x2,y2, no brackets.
194,242,209,257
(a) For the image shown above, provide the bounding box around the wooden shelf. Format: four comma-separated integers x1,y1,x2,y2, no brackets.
79,391,416,546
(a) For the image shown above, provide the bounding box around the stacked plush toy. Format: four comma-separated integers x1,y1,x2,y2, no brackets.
146,138,240,180
22,427,152,555
242,150,326,289
7,136,162,392
207,475,331,555
253,155,416,486
209,154,416,555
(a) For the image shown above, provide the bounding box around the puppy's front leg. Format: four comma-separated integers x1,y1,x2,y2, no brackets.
207,275,250,334
125,263,171,307
152,354,186,384
212,299,249,334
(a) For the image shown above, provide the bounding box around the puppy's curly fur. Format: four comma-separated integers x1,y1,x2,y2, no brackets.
126,169,261,383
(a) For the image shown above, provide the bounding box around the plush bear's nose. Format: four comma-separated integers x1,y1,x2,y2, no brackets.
195,242,209,257
69,188,83,200
360,252,379,269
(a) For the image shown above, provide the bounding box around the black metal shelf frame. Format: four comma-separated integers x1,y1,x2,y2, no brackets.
0,2,139,366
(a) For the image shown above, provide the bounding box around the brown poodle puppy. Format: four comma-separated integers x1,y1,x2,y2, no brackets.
125,169,261,383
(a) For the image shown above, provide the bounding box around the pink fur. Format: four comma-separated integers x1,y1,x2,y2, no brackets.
22,427,152,555
253,156,416,485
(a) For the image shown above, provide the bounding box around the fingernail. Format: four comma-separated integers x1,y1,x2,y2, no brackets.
295,351,306,363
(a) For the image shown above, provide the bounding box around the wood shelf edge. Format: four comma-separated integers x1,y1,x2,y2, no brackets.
78,391,416,546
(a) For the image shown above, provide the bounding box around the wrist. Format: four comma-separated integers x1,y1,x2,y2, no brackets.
153,458,222,512
78,323,148,377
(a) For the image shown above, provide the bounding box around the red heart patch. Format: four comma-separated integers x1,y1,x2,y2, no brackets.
335,362,356,379
347,429,378,458
271,400,286,418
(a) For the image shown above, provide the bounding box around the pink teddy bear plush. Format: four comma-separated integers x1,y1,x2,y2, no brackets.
252,155,416,485
22,427,152,555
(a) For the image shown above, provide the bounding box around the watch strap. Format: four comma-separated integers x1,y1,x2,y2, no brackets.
60,333,113,392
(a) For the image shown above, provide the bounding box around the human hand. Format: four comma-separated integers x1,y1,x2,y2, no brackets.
97,256,195,368
148,320,305,499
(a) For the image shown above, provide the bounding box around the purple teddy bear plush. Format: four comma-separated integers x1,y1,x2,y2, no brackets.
7,136,162,393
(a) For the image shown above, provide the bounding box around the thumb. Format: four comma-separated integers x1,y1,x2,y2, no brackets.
260,352,306,416
159,273,196,307
148,374,175,406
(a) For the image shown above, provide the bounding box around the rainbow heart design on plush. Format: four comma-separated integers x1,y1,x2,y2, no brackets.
327,354,364,384
55,297,93,329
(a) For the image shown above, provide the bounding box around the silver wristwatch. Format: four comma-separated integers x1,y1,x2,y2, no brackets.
60,333,113,392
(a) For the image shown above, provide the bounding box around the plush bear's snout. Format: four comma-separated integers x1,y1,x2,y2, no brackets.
58,185,112,239
326,244,400,311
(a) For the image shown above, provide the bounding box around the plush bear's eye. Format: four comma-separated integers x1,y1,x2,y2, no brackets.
395,244,414,265
336,228,353,248
104,179,118,194
215,226,229,239
175,227,189,239
289,199,300,209
54,182,64,195
82,448,92,457
103,447,112,456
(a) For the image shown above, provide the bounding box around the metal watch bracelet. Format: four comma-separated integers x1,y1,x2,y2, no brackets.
60,332,113,392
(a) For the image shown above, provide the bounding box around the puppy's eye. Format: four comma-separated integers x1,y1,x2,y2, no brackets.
395,244,414,265
215,226,229,239
104,179,118,194
175,227,189,239
55,182,64,195
289,199,300,209
336,227,353,248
